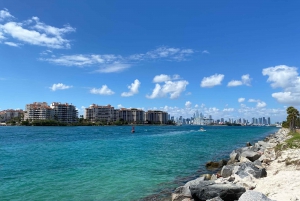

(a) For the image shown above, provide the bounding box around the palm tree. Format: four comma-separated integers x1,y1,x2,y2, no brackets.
286,106,299,132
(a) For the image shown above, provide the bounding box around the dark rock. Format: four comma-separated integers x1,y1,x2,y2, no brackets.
238,190,275,201
190,181,246,201
236,162,267,179
206,160,227,170
246,142,252,147
240,150,261,162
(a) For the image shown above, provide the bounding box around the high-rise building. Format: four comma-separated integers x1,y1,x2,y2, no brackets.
24,102,53,121
50,102,78,123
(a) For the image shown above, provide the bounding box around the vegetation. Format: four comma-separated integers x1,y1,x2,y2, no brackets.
282,106,300,131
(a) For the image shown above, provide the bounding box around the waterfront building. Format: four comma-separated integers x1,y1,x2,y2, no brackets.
145,110,168,124
85,104,115,123
117,108,145,124
24,102,53,121
50,102,78,123
0,109,24,123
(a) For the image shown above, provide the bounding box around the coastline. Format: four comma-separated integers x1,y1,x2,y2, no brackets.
171,128,299,201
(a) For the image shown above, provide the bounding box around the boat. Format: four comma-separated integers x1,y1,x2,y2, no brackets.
199,127,206,132
131,126,135,133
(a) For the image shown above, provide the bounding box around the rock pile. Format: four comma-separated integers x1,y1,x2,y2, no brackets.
171,128,290,201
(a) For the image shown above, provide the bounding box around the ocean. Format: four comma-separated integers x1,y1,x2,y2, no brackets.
0,125,278,201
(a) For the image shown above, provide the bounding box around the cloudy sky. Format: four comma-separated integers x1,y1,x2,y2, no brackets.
1,1,300,122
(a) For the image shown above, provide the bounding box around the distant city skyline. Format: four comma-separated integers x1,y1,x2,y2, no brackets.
1,1,300,122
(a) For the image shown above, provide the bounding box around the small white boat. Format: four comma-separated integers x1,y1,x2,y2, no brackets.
199,127,206,132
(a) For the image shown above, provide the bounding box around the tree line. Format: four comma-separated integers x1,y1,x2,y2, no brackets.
282,106,300,131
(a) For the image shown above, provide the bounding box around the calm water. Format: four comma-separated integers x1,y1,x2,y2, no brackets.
0,126,278,201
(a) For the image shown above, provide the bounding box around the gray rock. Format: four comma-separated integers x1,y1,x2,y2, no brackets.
238,190,275,201
240,150,261,162
221,165,235,178
236,162,267,179
172,177,205,200
190,181,246,201
246,142,252,147
207,196,223,201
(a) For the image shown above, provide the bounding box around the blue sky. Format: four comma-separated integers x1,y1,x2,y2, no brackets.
1,0,300,122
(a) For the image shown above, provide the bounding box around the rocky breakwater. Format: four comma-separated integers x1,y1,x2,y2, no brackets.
172,128,292,201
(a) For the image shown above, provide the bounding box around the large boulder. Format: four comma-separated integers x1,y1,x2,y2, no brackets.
172,177,205,201
240,150,261,162
206,160,227,170
220,165,239,178
238,190,275,201
207,197,223,201
190,181,246,201
236,162,267,179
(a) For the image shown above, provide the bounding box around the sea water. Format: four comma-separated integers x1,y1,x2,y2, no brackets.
0,126,278,201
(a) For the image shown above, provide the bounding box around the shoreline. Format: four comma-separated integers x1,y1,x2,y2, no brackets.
171,128,298,201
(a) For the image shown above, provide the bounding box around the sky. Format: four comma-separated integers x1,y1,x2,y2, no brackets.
1,0,300,122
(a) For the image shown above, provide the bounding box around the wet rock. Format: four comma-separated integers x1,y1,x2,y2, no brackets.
246,142,252,147
206,160,227,170
238,190,275,201
190,181,246,201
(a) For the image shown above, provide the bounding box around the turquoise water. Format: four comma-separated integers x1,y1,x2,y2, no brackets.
0,126,278,201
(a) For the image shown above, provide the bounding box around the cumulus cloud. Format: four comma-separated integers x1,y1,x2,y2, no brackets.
0,9,14,21
227,74,251,87
263,65,300,105
146,76,189,99
247,98,267,108
49,83,73,91
153,74,171,83
185,101,192,108
121,79,141,97
0,9,75,48
200,74,224,88
238,98,245,103
117,104,124,108
90,85,115,95
202,50,210,54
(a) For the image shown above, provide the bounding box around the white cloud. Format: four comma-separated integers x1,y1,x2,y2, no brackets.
227,74,251,87
200,74,224,88
153,74,171,83
146,46,194,61
121,79,141,97
4,41,20,47
185,92,192,96
263,65,300,105
238,98,245,103
223,108,234,112
257,101,267,108
195,104,199,108
0,9,75,48
185,101,192,108
90,85,115,95
227,80,242,87
146,79,189,99
117,104,124,108
0,9,14,21
49,83,73,91
248,99,258,102
95,63,131,73
202,50,210,54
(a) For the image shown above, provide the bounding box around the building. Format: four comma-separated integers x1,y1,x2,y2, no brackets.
117,108,145,123
85,104,115,123
50,102,78,123
0,109,24,123
145,110,168,124
24,102,53,121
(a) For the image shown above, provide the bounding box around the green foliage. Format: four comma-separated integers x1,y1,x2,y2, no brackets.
286,106,300,131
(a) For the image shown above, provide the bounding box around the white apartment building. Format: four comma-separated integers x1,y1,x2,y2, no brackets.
85,104,115,123
24,102,53,121
0,109,24,123
50,102,78,123
145,110,168,124
117,108,145,123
